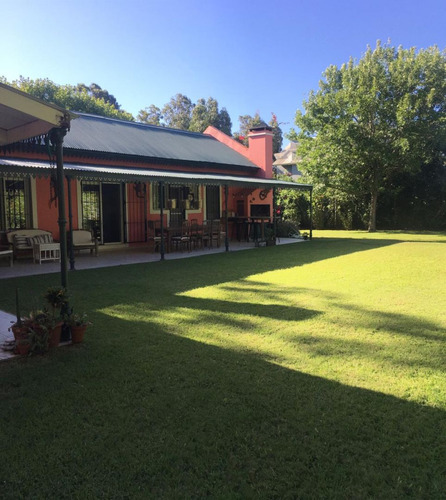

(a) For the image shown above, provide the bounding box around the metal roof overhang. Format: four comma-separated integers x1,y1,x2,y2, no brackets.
0,158,312,191
0,83,74,145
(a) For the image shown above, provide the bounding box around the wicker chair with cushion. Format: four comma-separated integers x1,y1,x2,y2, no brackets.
6,229,53,260
69,230,98,256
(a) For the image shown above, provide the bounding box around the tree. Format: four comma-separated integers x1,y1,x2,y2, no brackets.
293,42,446,231
233,113,263,145
189,97,232,134
217,108,232,136
269,113,283,155
3,77,134,121
138,95,232,134
234,112,283,156
161,93,194,130
137,104,162,125
76,83,121,110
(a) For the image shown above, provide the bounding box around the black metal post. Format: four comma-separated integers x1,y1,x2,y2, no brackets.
144,182,148,242
159,181,165,260
50,127,68,288
66,176,75,270
273,187,277,240
309,188,313,240
224,184,229,252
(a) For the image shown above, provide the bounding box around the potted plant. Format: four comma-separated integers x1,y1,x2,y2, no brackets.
27,309,53,352
65,312,91,344
16,336,32,356
10,288,29,341
263,226,276,246
43,287,70,346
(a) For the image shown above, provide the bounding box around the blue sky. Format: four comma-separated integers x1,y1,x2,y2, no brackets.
3,0,446,140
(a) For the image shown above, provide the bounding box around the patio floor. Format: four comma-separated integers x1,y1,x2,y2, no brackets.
0,238,304,360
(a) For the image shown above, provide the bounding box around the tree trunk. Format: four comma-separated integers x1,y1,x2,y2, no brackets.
368,189,378,232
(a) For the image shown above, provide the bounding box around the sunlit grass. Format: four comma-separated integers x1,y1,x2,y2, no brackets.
1,230,445,497
100,231,446,408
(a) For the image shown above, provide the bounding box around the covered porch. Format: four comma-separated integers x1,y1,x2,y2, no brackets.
0,236,304,280
1,158,313,268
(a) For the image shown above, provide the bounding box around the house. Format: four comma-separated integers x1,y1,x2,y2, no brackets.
273,142,302,180
0,83,312,268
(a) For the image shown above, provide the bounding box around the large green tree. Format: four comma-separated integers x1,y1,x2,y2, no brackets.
1,77,134,121
189,97,232,134
138,95,232,134
234,112,283,156
293,42,446,231
75,83,121,110
161,93,194,130
137,104,162,125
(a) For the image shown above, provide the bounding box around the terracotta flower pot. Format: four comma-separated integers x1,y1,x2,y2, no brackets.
71,325,87,344
49,322,63,348
11,325,30,341
16,342,31,356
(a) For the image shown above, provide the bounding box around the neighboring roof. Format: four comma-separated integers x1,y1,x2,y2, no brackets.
273,142,298,166
0,158,312,191
0,82,73,146
64,113,259,172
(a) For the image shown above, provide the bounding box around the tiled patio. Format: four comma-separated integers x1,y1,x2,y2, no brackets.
0,238,303,360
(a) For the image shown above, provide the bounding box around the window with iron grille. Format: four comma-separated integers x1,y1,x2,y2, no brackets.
0,178,31,230
151,182,168,211
81,182,101,239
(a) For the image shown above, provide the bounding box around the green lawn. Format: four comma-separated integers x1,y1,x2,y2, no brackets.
1,231,445,498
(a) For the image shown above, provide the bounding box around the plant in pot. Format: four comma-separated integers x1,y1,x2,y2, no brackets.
9,289,33,355
10,288,28,340
27,309,53,353
16,335,32,356
43,287,70,346
65,312,91,344
263,226,276,246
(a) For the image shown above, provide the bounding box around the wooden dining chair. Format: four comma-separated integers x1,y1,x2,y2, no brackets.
201,220,212,249
211,219,221,248
171,220,191,252
147,220,162,252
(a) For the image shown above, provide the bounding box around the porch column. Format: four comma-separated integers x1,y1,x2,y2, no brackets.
224,184,229,252
159,181,165,261
273,187,277,240
309,188,313,240
49,126,68,288
66,176,75,270
144,182,148,242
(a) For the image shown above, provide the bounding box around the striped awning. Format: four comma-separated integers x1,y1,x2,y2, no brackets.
0,158,312,190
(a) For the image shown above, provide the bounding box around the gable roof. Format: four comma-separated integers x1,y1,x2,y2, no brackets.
64,113,259,172
273,142,299,166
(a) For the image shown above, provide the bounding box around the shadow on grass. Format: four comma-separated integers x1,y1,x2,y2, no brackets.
1,317,445,498
1,236,445,496
0,236,401,300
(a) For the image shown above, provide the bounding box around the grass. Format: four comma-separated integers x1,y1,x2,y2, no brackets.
1,230,445,498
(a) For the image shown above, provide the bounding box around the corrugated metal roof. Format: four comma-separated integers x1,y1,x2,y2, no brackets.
64,113,259,171
0,158,312,190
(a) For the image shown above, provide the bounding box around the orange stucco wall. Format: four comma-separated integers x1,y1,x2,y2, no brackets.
35,176,78,240
204,125,273,178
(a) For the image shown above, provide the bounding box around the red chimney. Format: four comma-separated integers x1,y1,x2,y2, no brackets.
203,123,273,178
247,123,273,178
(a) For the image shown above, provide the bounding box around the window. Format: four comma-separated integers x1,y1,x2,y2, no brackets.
0,178,31,230
81,183,101,238
151,182,168,211
151,183,201,212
